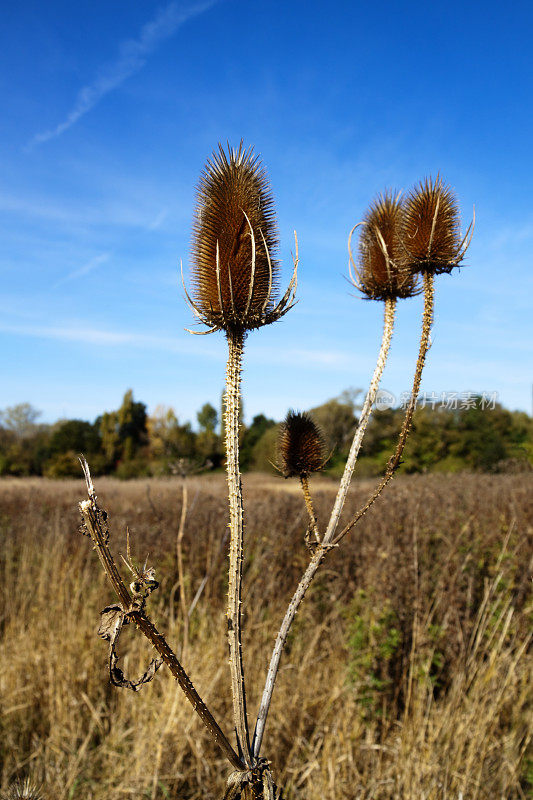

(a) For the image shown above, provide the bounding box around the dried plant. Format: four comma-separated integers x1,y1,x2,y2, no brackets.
185,142,298,776
74,148,475,799
278,410,325,479
186,141,297,335
350,190,419,301
1,780,42,800
401,175,474,276
278,410,327,547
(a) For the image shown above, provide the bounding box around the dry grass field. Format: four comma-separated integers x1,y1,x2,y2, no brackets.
0,473,531,799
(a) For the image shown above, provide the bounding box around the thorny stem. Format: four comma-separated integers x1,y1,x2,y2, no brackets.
81,502,131,610
79,479,244,772
252,297,396,758
225,329,252,767
300,475,320,543
332,270,434,545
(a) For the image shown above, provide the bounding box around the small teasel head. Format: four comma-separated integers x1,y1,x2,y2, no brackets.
187,142,297,334
2,779,43,800
278,410,326,478
350,191,419,301
401,176,473,275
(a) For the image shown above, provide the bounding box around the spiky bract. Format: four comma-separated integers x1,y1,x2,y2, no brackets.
1,779,43,800
278,411,326,478
191,142,282,333
401,176,466,275
353,192,419,301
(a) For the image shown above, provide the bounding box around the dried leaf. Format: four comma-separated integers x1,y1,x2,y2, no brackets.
98,604,162,692
109,641,163,692
97,604,126,641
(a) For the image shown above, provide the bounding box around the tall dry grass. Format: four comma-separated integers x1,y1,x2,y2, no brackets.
0,473,531,799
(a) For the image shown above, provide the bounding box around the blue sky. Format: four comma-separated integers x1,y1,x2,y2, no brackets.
1,0,532,427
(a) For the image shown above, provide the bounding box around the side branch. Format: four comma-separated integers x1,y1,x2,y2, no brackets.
78,462,244,772
252,546,326,758
332,270,434,545
252,298,396,758
323,297,396,545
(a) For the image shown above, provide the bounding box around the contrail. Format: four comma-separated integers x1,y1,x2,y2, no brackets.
53,252,111,288
28,0,219,147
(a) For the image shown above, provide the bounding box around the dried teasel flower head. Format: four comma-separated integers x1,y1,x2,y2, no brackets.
401,176,474,275
1,779,43,800
349,191,419,301
185,142,297,335
278,410,326,478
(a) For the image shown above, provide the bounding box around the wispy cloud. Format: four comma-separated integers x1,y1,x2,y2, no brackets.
0,188,185,231
0,321,355,370
490,218,533,249
147,208,169,230
28,0,219,147
0,320,218,356
53,252,111,288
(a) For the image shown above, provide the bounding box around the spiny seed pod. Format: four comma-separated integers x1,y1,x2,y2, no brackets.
1,779,43,800
401,176,471,275
188,142,296,334
278,410,326,478
351,191,419,301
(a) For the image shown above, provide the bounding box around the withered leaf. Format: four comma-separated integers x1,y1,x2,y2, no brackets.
109,642,163,692
97,604,126,641
98,604,163,692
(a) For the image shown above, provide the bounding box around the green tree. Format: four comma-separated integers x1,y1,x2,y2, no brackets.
402,406,451,472
197,402,218,433
450,401,514,472
309,395,357,455
148,405,196,472
0,403,41,438
241,414,276,470
0,403,49,475
196,402,221,466
96,390,148,472
48,419,101,456
99,411,120,467
43,418,102,478
117,389,147,461
248,424,280,472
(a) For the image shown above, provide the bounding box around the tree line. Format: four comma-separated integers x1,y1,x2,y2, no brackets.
0,389,531,478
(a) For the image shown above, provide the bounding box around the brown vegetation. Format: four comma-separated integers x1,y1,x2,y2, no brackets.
1,473,531,799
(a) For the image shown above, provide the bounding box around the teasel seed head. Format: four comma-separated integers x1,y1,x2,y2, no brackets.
1,779,43,800
185,142,297,335
401,176,474,275
349,191,419,301
278,410,326,478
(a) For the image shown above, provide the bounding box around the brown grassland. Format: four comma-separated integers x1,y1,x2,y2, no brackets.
0,472,531,799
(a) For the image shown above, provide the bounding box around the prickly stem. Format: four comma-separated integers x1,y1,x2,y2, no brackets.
225,329,252,766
